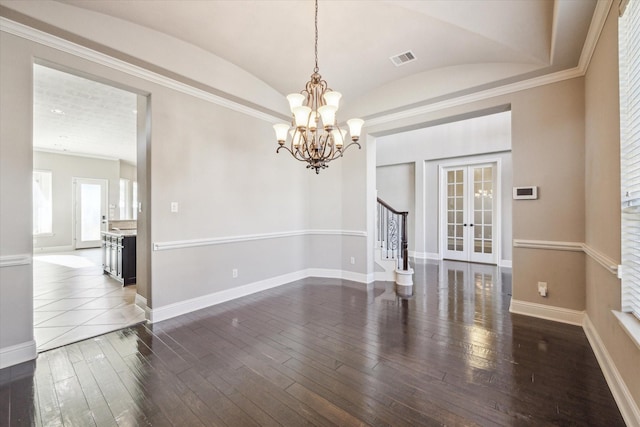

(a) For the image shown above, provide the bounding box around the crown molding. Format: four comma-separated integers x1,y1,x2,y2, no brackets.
1,0,613,129
578,0,614,72
364,0,613,128
0,17,283,125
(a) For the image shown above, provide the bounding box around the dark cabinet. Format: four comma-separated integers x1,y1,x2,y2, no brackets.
102,233,136,285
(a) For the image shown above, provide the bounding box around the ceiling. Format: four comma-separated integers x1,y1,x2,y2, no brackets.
27,0,599,163
33,64,138,164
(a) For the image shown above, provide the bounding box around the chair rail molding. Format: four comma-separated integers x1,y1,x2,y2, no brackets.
513,239,619,276
0,254,32,268
153,229,367,251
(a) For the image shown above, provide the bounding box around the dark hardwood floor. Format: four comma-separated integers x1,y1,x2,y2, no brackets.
0,260,625,426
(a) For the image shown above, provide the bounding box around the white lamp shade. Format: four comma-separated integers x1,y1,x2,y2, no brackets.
347,118,364,139
293,106,311,128
318,105,337,127
331,129,347,147
286,93,306,112
323,91,342,109
273,123,290,142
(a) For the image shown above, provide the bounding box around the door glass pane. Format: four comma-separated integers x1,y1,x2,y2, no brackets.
81,184,102,241
447,169,465,253
474,168,481,181
472,166,494,256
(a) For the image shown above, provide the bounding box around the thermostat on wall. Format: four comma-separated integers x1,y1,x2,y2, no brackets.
513,186,538,200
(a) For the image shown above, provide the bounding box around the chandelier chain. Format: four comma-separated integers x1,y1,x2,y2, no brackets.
314,0,319,73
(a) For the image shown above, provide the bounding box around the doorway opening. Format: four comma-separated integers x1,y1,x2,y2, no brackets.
32,62,148,351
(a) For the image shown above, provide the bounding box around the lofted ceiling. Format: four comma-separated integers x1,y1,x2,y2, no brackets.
24,0,599,163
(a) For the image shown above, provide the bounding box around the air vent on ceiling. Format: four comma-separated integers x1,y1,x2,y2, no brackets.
390,51,416,67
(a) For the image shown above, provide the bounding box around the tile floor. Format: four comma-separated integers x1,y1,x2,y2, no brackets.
33,248,146,352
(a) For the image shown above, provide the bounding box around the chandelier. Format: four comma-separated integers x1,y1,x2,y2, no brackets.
273,0,364,174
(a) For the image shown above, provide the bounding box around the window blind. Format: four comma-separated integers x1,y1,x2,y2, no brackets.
620,0,640,320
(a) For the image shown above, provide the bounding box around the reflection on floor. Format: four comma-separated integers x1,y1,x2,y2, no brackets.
33,248,146,352
3,259,624,425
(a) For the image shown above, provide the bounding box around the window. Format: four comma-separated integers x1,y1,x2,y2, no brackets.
119,179,130,219
620,0,640,321
33,170,52,235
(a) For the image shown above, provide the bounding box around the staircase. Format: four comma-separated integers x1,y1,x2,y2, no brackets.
375,197,414,296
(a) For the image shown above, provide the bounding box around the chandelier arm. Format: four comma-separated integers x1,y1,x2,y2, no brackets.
338,141,362,156
277,144,317,163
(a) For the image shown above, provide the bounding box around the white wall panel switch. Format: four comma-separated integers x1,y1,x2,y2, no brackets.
171,202,179,213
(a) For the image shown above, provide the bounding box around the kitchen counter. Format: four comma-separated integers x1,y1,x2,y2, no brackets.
102,232,137,285
102,229,137,237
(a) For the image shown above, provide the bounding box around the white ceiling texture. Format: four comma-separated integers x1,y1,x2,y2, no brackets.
30,0,599,164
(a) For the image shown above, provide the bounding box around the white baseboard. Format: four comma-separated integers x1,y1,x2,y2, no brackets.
33,245,74,253
509,299,585,326
135,294,151,320
375,271,395,282
583,315,640,427
149,270,306,323
148,268,373,323
0,340,37,369
425,252,442,260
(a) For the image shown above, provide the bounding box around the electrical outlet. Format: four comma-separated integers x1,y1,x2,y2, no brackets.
170,202,179,213
538,281,548,297
350,256,355,265
232,269,238,278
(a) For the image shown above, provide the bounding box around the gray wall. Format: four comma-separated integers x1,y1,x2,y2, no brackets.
0,21,370,366
376,164,416,252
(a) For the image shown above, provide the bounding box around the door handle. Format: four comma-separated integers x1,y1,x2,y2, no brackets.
463,223,467,227
470,224,474,227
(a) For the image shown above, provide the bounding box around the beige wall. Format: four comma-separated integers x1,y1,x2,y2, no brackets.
368,76,587,311
585,4,639,411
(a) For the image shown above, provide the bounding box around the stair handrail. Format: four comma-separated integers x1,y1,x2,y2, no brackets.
377,197,409,271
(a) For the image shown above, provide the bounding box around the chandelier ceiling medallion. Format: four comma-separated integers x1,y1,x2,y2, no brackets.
273,0,364,174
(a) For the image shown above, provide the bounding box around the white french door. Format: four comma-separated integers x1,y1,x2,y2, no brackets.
74,178,108,249
441,163,498,264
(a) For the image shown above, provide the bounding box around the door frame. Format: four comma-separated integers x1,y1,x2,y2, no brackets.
73,177,108,249
438,158,502,264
